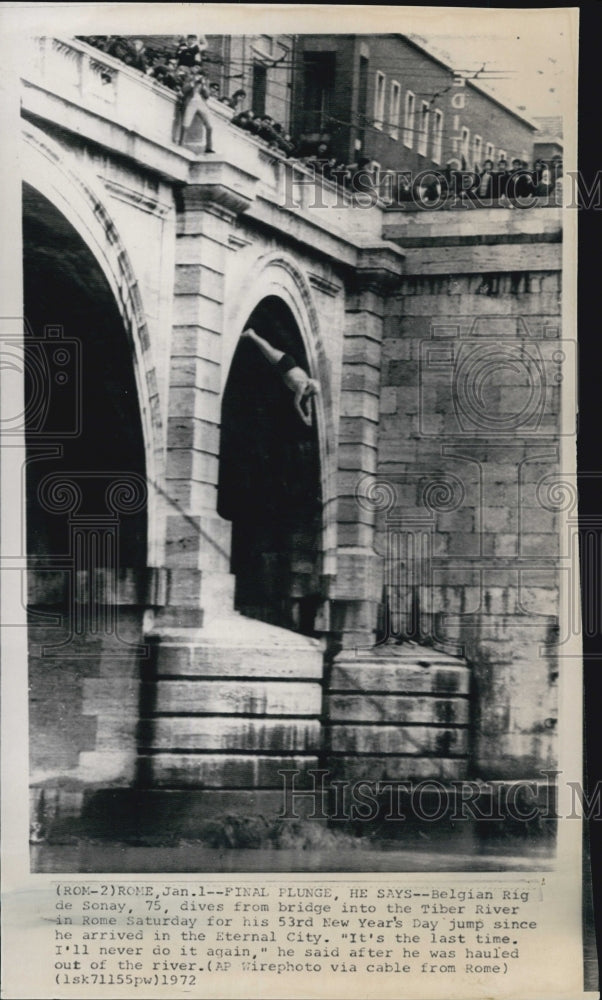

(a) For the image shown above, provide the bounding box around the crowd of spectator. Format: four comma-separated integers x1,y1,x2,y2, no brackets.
79,35,563,208
384,153,564,208
80,34,215,96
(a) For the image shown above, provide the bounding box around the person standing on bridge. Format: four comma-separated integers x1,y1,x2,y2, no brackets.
178,69,215,153
241,329,319,427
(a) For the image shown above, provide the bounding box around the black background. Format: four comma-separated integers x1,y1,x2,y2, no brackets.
577,1,602,990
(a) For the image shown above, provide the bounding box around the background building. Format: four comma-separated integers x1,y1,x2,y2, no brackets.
291,33,537,172
533,115,563,163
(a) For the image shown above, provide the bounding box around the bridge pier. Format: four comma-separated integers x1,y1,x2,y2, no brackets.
136,167,325,811
334,246,405,649
162,168,257,617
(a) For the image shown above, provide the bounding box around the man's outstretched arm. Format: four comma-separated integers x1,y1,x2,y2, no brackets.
241,328,285,367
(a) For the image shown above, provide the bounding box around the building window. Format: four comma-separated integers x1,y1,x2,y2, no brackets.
374,71,386,129
252,62,267,117
461,126,470,163
432,109,443,163
473,135,482,169
498,148,507,162
417,101,430,156
389,81,400,139
404,90,415,147
485,142,494,161
301,51,336,135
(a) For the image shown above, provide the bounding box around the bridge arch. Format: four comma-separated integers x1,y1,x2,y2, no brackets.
224,253,337,586
20,122,163,564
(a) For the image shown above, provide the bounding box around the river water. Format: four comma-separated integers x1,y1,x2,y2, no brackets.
31,840,554,873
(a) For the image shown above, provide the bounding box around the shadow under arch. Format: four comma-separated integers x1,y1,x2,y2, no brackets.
20,122,163,565
217,296,324,635
22,182,148,568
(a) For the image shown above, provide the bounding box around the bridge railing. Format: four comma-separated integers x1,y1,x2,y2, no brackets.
28,36,179,142
22,36,386,240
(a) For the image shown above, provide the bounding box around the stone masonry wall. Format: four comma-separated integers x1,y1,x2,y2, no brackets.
376,265,564,779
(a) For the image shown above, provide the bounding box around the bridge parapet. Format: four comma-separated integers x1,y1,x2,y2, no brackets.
22,36,385,243
27,36,178,140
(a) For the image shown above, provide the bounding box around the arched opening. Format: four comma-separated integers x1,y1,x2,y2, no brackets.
22,183,147,567
23,183,149,787
217,296,323,635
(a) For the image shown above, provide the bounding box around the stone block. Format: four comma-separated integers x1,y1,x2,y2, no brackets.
517,587,559,617
388,359,421,387
519,508,558,533
417,412,446,436
82,678,139,711
337,442,378,471
378,439,423,465
154,679,322,716
331,600,379,632
176,214,233,247
164,569,235,613
150,607,205,629
520,533,559,557
339,418,379,446
337,469,376,498
330,660,470,696
167,385,221,423
171,325,223,364
343,339,382,367
342,365,381,394
173,294,223,330
145,717,321,753
380,387,398,414
164,514,232,571
337,522,375,548
334,550,380,600
445,533,483,557
326,694,469,725
165,479,218,512
147,616,324,681
345,290,386,318
344,312,384,342
338,628,379,649
387,315,434,340
76,751,136,785
328,724,468,756
167,417,221,455
334,498,375,525
340,390,380,422
325,756,467,783
166,448,219,484
175,264,224,301
169,355,221,393
482,506,515,532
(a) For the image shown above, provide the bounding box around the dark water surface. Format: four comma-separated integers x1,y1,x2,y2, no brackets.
32,840,555,874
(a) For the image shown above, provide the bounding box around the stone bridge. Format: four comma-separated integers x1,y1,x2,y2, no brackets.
17,37,565,832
